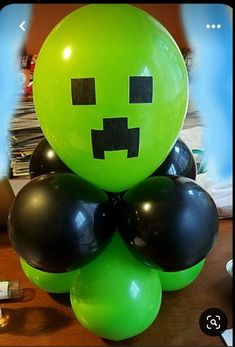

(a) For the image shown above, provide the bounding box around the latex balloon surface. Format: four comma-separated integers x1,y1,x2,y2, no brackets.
29,137,72,179
8,173,115,272
34,4,188,192
20,258,78,293
151,138,196,179
157,259,205,291
70,232,162,341
118,176,219,271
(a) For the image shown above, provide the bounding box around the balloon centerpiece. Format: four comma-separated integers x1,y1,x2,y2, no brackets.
8,4,219,342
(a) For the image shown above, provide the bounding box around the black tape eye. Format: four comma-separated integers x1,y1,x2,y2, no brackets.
71,78,96,105
129,76,153,104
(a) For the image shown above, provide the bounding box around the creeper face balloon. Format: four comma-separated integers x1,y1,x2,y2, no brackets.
34,4,188,192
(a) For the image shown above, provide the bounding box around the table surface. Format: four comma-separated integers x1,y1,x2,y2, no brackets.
0,219,233,346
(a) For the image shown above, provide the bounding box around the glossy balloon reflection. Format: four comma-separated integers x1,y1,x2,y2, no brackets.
157,259,205,291
151,138,196,179
70,232,162,341
29,137,72,179
118,176,219,271
20,258,78,293
8,173,115,272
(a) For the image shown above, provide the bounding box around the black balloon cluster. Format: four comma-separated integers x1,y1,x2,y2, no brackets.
8,138,219,273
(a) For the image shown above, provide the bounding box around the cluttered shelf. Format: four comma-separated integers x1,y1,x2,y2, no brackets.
0,219,233,346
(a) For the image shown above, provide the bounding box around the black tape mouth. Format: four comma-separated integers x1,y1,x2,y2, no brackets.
91,118,140,159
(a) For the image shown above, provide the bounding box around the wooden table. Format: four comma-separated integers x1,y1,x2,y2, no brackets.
0,219,232,346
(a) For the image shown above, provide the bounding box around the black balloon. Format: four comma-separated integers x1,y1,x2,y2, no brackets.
8,173,115,272
118,176,219,271
105,191,124,206
151,138,197,179
29,137,72,179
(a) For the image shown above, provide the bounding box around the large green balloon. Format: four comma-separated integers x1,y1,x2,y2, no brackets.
70,232,162,341
20,259,78,293
157,259,205,292
34,4,188,193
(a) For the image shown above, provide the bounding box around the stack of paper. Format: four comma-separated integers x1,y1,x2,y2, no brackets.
10,100,44,177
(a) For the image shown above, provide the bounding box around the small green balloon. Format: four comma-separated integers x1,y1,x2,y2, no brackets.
157,259,205,291
20,258,78,293
70,232,162,341
34,4,188,193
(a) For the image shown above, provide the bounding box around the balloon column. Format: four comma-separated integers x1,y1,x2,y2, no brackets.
8,4,219,342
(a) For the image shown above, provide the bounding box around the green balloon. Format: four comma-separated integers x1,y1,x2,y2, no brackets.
157,259,205,291
70,232,162,341
34,4,188,193
20,259,78,293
